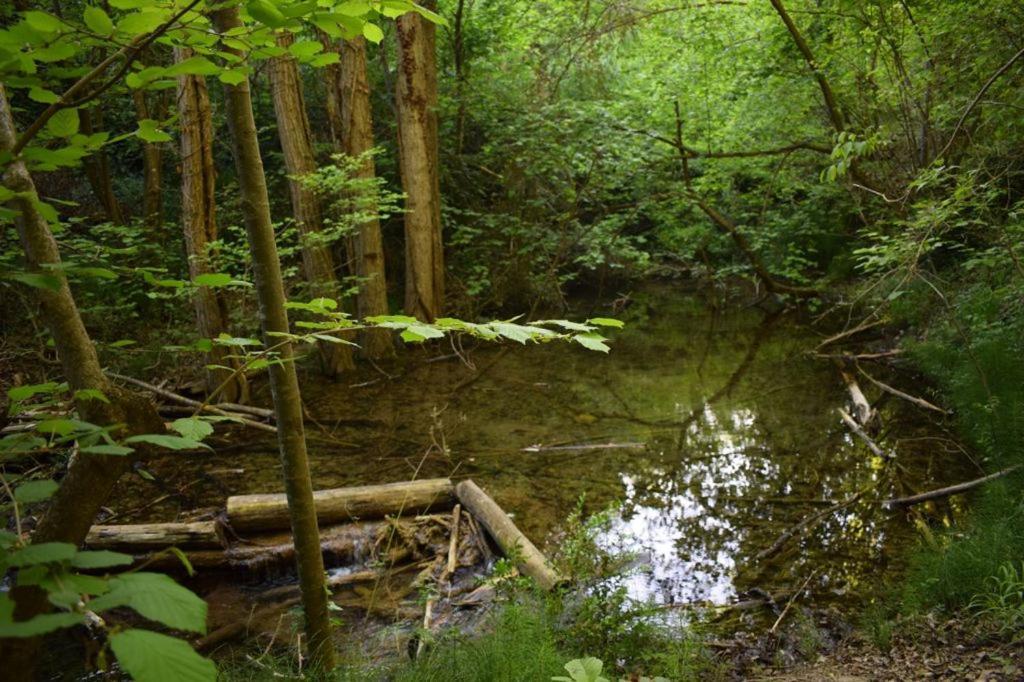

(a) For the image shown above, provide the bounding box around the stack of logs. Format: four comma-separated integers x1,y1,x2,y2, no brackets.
85,478,561,650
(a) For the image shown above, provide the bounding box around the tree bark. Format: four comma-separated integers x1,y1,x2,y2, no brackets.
227,478,455,531
212,8,336,671
0,84,163,678
396,2,445,321
80,104,125,224
174,46,248,403
339,36,394,358
132,88,164,232
268,31,354,376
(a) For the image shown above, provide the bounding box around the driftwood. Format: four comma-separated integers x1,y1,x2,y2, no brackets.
884,465,1022,509
521,441,646,453
226,478,455,531
85,521,224,550
454,480,561,590
838,408,893,459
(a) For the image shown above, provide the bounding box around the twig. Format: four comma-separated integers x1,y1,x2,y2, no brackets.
814,318,886,351
839,408,894,459
755,487,868,562
857,366,949,415
443,504,461,583
884,465,1022,508
107,372,277,434
769,569,819,634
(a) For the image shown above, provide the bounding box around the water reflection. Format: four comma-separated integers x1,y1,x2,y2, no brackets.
117,287,966,610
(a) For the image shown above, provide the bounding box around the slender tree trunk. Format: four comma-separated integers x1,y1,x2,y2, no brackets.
80,104,126,224
453,0,468,154
175,46,248,403
339,37,393,358
212,8,336,672
396,1,444,321
318,31,345,151
132,88,164,232
268,31,354,375
0,84,164,679
768,0,846,132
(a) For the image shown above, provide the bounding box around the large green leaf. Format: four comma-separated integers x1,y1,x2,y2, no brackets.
13,479,58,504
169,418,214,442
90,573,207,633
6,542,77,567
70,550,133,569
83,6,115,35
124,434,210,451
45,108,79,138
109,629,216,682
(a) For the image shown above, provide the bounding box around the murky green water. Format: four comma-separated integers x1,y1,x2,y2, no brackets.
127,285,968,610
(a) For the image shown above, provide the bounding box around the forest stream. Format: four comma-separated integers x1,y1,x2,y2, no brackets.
106,285,970,657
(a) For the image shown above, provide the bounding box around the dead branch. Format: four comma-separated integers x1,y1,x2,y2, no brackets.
755,488,867,562
814,318,886,351
857,366,949,414
884,465,1022,508
839,408,894,459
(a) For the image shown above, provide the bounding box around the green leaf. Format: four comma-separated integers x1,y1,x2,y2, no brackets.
124,434,210,451
136,119,172,143
166,56,219,77
218,69,247,86
70,550,133,569
7,542,77,567
14,480,58,504
83,6,115,35
74,388,110,404
169,418,214,442
0,610,83,638
7,272,61,290
288,40,322,60
309,52,340,67
117,9,168,36
362,21,384,43
24,11,63,33
573,333,610,353
246,0,287,28
26,86,57,103
110,629,216,682
45,108,79,138
79,444,134,456
586,318,624,329
8,382,59,402
192,273,232,287
92,573,207,633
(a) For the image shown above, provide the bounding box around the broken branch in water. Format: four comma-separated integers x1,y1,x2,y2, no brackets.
754,487,868,562
814,318,886,352
857,366,949,415
839,408,894,459
107,371,277,434
834,361,876,426
521,441,646,453
883,465,1022,509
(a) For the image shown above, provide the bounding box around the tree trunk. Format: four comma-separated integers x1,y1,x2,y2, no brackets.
768,0,846,132
80,104,125,225
132,88,164,232
174,46,248,403
268,31,354,376
212,8,336,671
396,2,444,321
339,36,394,358
0,84,163,678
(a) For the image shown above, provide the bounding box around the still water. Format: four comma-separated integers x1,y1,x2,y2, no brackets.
129,285,966,610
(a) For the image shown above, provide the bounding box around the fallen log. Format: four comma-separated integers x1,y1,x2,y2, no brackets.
454,479,561,591
86,521,224,551
226,478,455,531
133,521,384,572
884,465,1022,509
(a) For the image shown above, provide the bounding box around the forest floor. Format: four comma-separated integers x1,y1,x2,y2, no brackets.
749,615,1022,681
